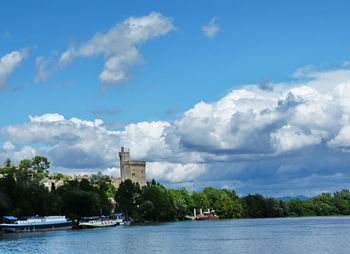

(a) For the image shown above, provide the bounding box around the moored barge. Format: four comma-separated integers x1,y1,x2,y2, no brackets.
0,216,72,233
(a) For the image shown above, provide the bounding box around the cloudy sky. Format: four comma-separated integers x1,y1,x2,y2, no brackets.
1,0,350,197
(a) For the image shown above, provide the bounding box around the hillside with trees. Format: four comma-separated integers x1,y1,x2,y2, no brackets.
1,157,350,222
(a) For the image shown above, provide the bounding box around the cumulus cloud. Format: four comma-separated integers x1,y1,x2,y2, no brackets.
34,12,174,87
102,167,120,178
1,114,119,169
3,66,350,195
0,49,27,91
147,162,207,182
202,17,220,38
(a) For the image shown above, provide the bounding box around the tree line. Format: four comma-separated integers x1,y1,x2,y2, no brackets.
1,157,350,221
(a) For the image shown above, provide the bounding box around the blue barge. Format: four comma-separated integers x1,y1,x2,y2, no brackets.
0,216,72,233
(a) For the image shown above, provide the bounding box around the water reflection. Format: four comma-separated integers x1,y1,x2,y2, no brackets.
1,217,350,254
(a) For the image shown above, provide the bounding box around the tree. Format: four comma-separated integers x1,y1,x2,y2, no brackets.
311,192,334,216
115,180,142,220
4,158,11,167
265,198,284,217
242,194,268,218
19,159,32,170
140,183,175,221
31,156,50,173
333,190,350,215
202,187,244,219
192,192,210,211
61,189,100,219
169,188,193,220
285,199,305,217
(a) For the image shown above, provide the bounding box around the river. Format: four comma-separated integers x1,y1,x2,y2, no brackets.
1,216,350,254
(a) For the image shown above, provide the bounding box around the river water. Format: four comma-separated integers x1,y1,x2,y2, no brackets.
1,216,350,254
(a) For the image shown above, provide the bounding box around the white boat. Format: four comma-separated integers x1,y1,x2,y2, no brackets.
79,216,121,228
0,216,72,233
185,209,220,221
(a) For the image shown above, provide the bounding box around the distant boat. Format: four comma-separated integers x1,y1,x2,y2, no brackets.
186,209,220,220
78,216,121,228
0,216,72,233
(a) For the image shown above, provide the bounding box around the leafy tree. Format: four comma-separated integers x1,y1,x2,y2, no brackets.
52,173,66,181
140,183,175,221
311,192,334,216
333,190,350,215
169,188,193,220
202,187,243,218
60,189,100,219
242,194,268,218
192,192,210,211
265,198,284,217
19,159,32,170
115,180,142,220
285,199,305,217
4,158,11,167
31,156,50,173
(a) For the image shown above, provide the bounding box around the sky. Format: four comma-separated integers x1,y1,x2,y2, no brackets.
1,0,350,197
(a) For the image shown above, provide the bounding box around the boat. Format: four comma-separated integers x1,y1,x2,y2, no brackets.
113,212,131,226
186,209,220,220
0,216,72,233
78,216,120,228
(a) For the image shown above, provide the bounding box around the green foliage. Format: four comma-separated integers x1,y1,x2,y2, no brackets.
0,169,62,217
2,156,350,222
202,187,244,218
140,183,175,221
31,156,50,173
51,173,66,181
55,178,113,220
115,179,142,220
0,157,112,220
285,199,305,217
192,192,209,210
90,173,116,198
169,188,193,220
333,190,350,215
4,158,11,167
19,159,32,170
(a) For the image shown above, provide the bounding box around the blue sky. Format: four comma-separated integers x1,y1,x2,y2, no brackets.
2,0,350,196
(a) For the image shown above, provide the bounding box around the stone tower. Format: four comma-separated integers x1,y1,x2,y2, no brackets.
119,147,146,186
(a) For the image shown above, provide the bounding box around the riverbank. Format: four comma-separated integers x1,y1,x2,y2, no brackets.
2,160,350,222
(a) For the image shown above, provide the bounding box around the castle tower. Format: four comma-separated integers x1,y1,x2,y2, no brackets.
119,147,130,179
118,147,146,186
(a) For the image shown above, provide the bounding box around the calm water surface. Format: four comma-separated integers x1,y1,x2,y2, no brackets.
1,216,350,254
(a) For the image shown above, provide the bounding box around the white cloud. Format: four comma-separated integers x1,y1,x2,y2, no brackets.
35,56,54,83
271,125,325,153
52,12,174,86
2,141,14,151
120,121,171,160
0,145,36,164
0,49,27,91
3,66,350,195
147,162,207,182
202,17,220,38
29,113,65,123
102,167,120,178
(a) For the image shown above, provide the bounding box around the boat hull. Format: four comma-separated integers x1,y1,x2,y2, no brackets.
0,221,72,233
79,220,118,228
195,215,220,220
